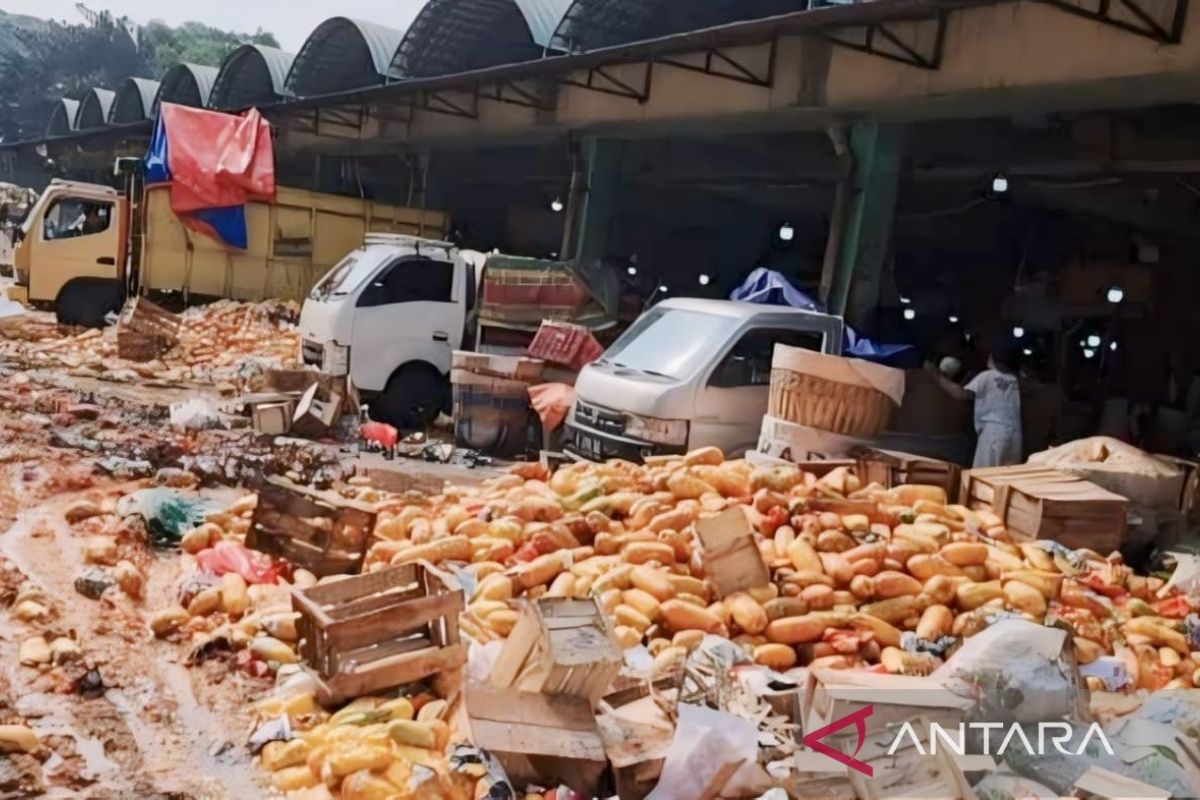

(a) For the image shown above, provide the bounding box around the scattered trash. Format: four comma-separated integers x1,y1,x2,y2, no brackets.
116,488,213,546
73,568,114,600
169,398,224,431
194,541,283,585
246,715,292,755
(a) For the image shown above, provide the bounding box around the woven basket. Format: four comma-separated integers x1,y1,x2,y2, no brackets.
767,347,903,437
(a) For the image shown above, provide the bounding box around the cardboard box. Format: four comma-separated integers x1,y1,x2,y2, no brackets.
1071,765,1170,799
853,447,961,498
251,400,294,435
694,507,770,598
803,670,974,740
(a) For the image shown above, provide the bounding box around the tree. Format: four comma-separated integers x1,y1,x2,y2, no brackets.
0,10,280,143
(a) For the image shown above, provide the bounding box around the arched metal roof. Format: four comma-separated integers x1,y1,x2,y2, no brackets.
109,77,160,123
154,63,220,111
210,45,296,110
549,0,803,52
286,17,406,96
46,98,80,136
391,0,571,78
75,88,115,130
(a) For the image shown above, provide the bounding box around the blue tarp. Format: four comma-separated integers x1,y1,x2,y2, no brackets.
730,268,919,366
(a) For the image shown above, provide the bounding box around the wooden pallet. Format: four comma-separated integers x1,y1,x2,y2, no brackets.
247,476,378,577
292,562,465,705
116,297,181,362
489,597,622,707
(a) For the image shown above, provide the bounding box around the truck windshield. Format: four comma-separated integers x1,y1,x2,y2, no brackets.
310,251,381,300
600,307,740,380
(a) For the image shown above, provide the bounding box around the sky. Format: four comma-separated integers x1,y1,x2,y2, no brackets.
1,0,426,52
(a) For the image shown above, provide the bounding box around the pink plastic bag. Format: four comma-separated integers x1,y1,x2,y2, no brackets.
195,541,283,585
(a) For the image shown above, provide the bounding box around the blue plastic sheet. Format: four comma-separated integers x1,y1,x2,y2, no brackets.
729,268,918,366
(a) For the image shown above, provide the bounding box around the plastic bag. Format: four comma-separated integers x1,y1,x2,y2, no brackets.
195,541,282,585
934,619,1086,724
116,487,214,546
169,398,223,431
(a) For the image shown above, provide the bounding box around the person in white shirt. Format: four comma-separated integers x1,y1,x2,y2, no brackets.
930,348,1022,467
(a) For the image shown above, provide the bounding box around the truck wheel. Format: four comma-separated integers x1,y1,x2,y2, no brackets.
56,279,123,328
373,363,448,429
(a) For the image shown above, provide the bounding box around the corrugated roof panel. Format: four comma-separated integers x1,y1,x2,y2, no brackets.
75,87,115,129
155,63,220,111
286,17,406,96
550,0,803,52
109,77,160,123
391,0,566,78
46,98,80,136
210,45,296,109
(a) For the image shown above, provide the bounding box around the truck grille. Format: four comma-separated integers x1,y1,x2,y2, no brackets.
302,339,322,367
574,401,625,436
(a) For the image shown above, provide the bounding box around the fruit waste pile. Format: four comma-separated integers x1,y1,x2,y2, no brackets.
365,447,1198,688
140,446,1199,798
0,299,301,387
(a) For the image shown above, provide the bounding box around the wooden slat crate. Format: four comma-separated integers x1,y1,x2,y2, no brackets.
247,476,378,577
117,297,182,362
292,562,465,705
961,465,1127,552
695,506,770,598
959,465,1074,508
489,597,622,707
465,683,607,796
997,479,1127,552
853,447,962,499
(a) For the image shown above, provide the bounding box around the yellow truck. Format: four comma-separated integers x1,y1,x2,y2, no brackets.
11,174,447,325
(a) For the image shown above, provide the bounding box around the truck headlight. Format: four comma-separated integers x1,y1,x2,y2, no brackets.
624,413,688,446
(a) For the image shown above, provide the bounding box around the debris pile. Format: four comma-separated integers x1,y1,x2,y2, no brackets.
127,445,1197,797
0,299,301,387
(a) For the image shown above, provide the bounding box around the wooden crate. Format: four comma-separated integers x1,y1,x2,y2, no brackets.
489,597,622,706
248,476,378,577
997,478,1127,552
959,465,1074,508
117,296,181,362
292,563,465,705
465,683,607,795
694,506,769,598
961,466,1127,551
853,447,962,498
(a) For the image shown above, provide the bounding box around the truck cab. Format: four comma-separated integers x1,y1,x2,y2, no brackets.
298,234,470,426
562,298,844,461
12,180,127,323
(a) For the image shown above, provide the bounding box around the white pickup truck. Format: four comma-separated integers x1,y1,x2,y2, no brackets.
562,298,845,461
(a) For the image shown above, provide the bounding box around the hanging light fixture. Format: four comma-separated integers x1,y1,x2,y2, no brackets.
550,197,564,213
778,222,795,242
903,308,916,321
991,172,1009,194
1106,286,1124,304
1086,334,1102,348
698,274,710,286
1012,326,1025,338
1083,348,1096,359
948,315,959,324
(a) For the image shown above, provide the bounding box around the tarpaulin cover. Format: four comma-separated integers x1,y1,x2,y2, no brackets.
144,103,275,249
730,268,919,367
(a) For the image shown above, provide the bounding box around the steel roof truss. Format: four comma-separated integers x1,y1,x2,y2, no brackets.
1035,0,1188,43
420,90,480,118
477,79,556,111
824,12,947,70
560,61,653,102
658,38,777,87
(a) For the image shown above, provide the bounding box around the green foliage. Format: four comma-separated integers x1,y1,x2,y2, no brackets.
0,10,278,143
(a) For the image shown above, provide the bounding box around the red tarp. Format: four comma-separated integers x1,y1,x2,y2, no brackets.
160,103,276,215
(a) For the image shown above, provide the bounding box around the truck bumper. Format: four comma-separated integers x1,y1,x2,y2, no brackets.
561,420,685,463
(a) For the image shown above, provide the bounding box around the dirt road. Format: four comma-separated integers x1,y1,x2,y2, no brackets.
0,369,279,799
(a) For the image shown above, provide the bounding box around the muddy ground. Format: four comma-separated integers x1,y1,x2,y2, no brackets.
0,361,478,799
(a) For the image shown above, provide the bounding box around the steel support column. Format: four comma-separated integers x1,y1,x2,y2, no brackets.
820,122,904,330
571,137,622,268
